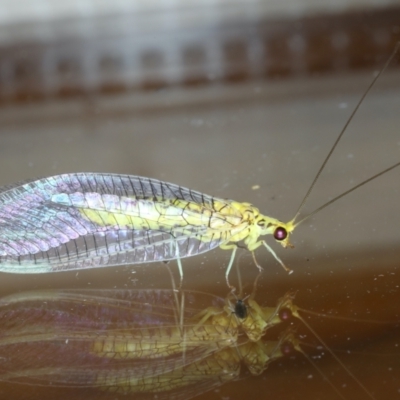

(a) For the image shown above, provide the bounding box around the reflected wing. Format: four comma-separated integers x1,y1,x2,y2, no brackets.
0,173,237,273
0,288,241,400
0,355,241,400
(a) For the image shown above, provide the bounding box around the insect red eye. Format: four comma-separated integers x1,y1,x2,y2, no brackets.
281,340,295,357
278,307,293,321
274,227,287,241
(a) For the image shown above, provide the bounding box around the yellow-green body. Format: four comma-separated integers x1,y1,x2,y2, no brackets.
79,195,295,254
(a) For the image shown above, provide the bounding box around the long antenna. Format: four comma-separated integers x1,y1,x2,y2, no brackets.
291,42,400,225
294,161,400,228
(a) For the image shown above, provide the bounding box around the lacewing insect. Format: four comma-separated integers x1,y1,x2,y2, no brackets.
0,47,398,287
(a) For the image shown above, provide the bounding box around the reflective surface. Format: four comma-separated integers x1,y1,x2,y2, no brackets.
0,279,398,400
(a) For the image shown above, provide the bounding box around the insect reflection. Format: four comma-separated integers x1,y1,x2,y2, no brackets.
0,288,305,398
0,287,394,400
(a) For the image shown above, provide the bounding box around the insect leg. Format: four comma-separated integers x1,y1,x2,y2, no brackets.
169,238,184,289
223,245,238,291
261,241,293,274
162,262,185,334
176,255,184,289
250,252,264,296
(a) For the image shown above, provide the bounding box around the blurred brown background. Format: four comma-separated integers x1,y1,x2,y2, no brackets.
0,1,399,399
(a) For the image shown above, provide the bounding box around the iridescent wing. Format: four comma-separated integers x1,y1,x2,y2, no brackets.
0,288,239,399
0,173,241,273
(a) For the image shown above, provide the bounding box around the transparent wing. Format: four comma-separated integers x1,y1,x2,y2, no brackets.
0,173,240,273
0,355,241,400
0,288,240,400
